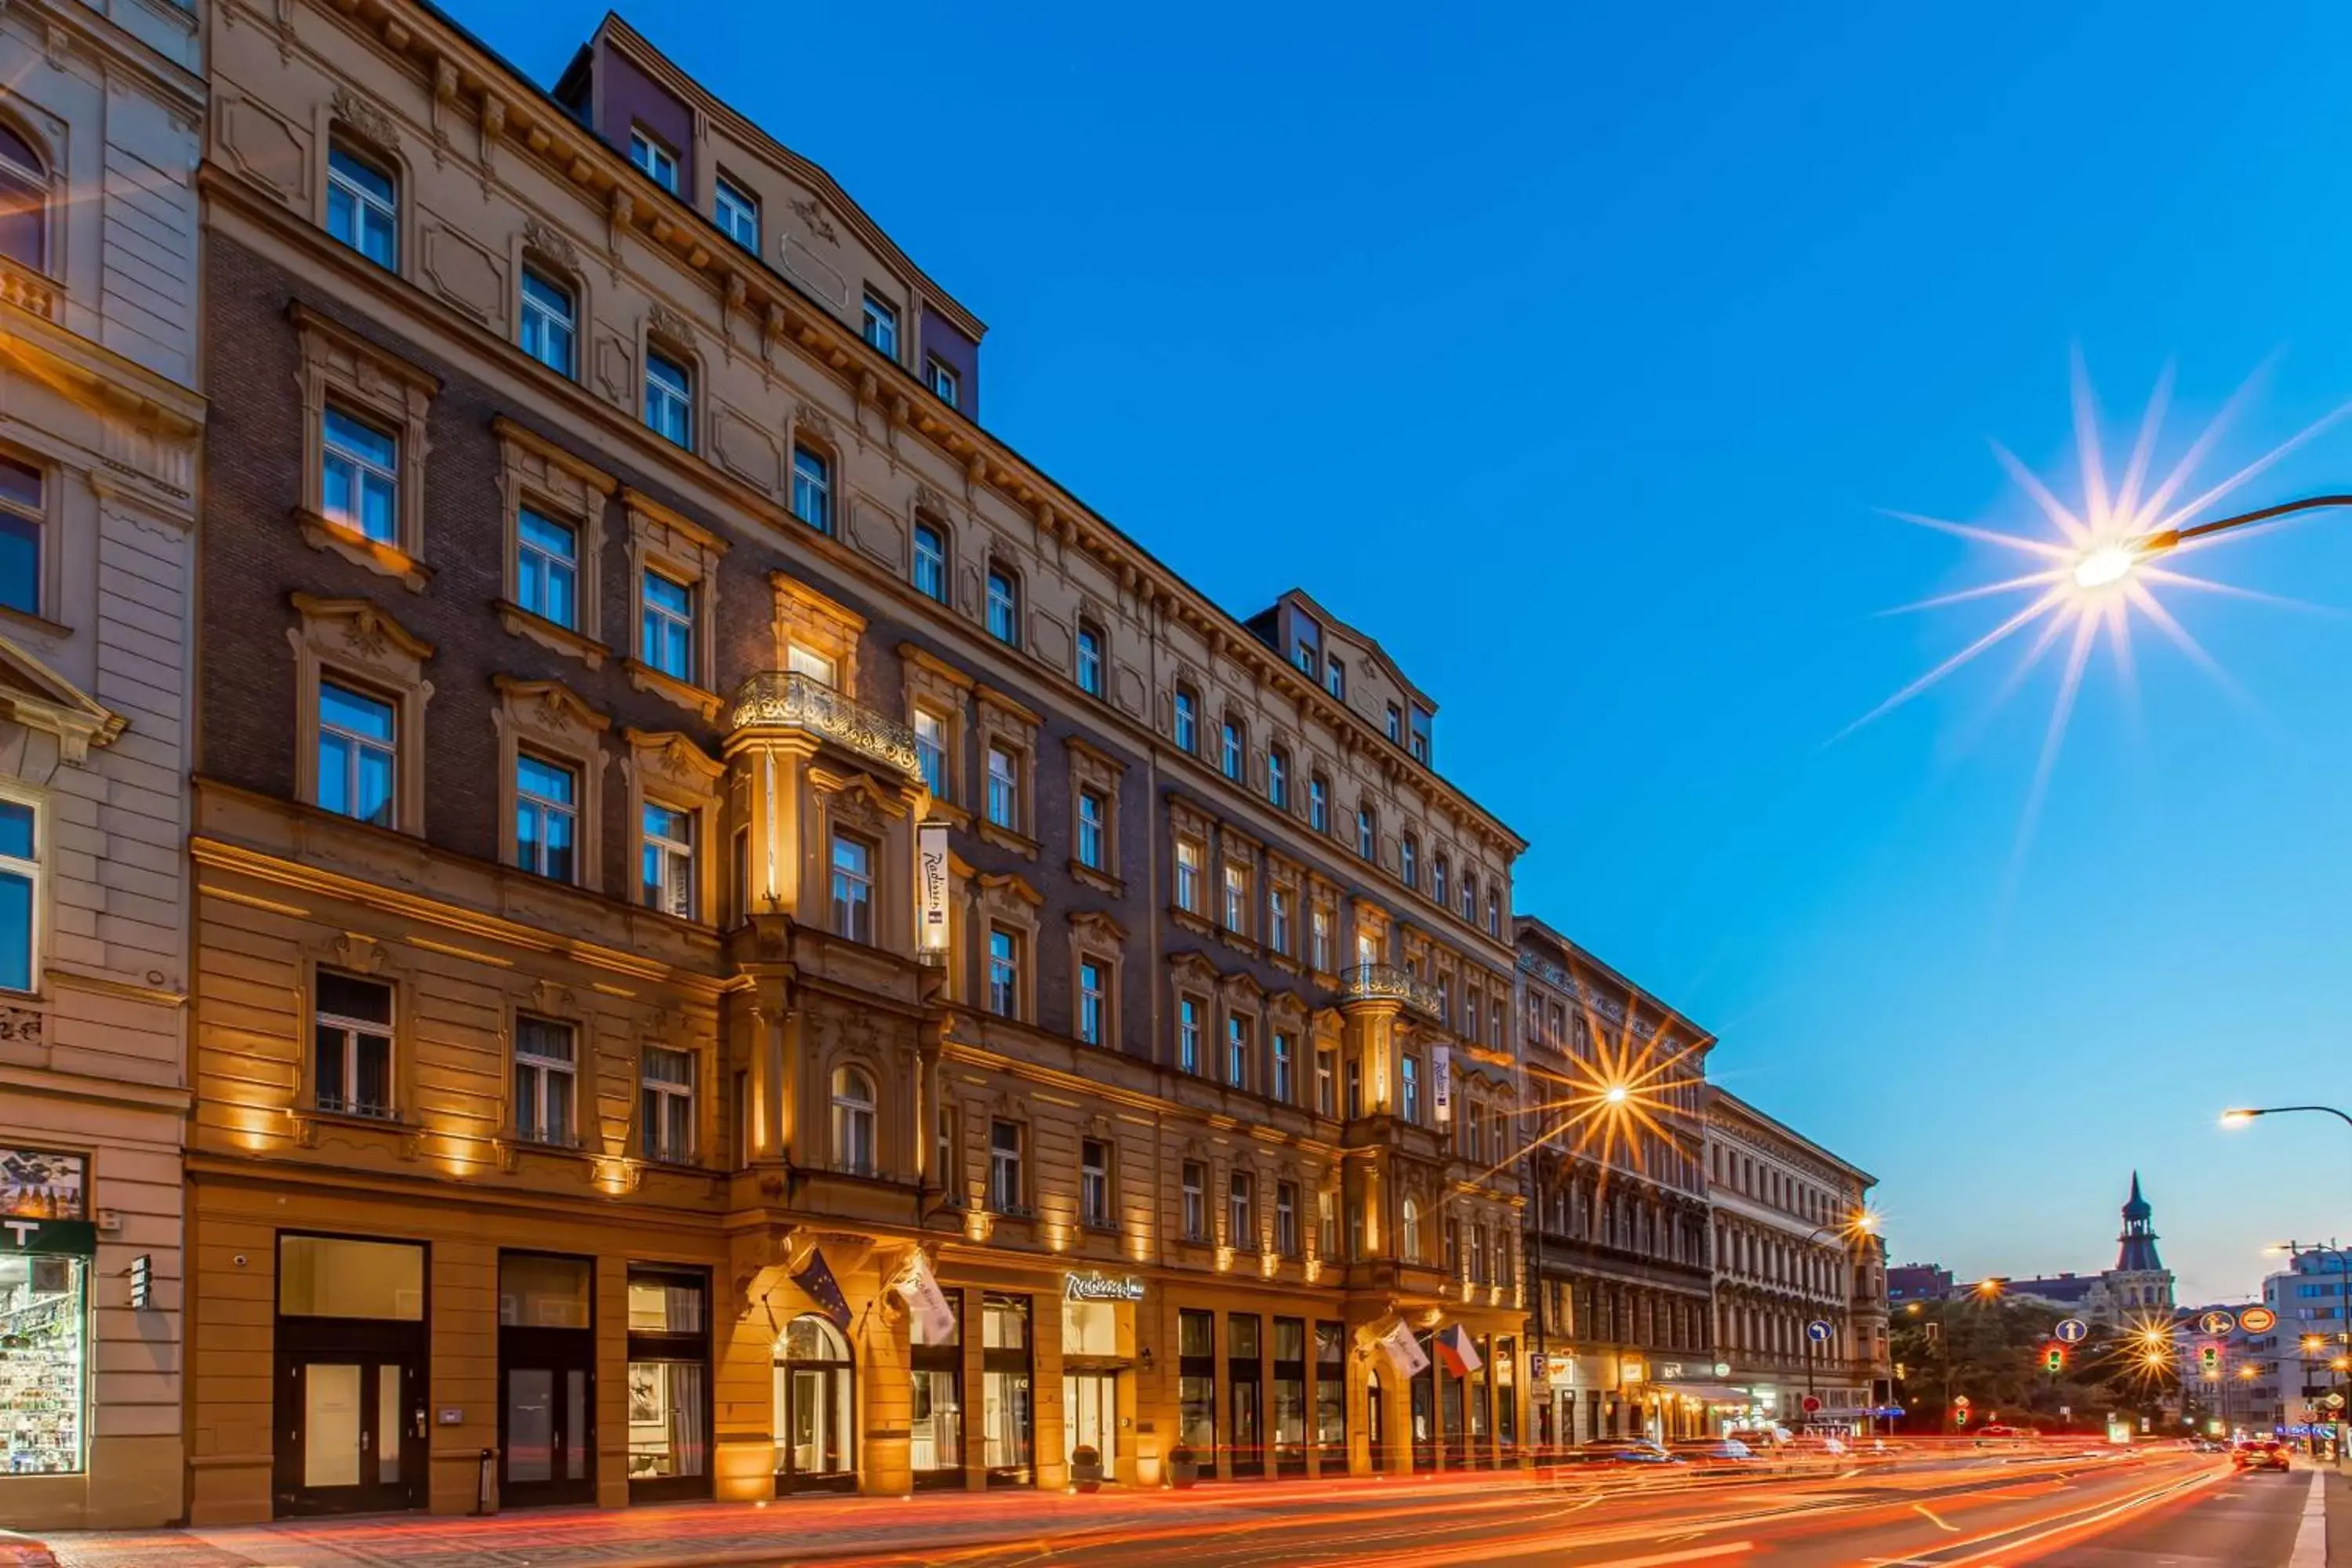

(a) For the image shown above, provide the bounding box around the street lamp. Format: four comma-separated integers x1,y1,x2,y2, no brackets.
2223,1105,2352,1134
2071,493,2352,592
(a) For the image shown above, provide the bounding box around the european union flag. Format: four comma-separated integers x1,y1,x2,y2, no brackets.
793,1247,853,1331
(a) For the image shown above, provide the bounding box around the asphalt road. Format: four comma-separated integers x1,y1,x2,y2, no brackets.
807,1450,2272,1568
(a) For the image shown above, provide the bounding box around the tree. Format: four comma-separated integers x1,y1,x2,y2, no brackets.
1889,1299,2168,1432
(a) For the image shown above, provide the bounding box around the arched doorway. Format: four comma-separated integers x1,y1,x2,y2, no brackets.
775,1314,856,1494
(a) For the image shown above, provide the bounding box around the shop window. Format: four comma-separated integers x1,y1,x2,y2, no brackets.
0,1147,86,1477
499,1253,591,1329
1273,1317,1307,1472
1178,1308,1216,1461
279,1234,425,1319
626,1267,711,1498
1315,1321,1347,1465
912,1285,964,1483
982,1294,1033,1481
1229,1312,1265,1474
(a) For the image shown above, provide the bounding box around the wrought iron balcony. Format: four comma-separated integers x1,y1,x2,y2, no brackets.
728,670,920,777
1338,963,1442,1019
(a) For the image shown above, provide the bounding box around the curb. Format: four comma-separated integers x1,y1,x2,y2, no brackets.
0,1534,61,1568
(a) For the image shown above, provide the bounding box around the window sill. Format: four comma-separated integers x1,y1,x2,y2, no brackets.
927,797,972,831
1169,906,1214,938
0,603,73,642
976,819,1038,859
1069,860,1123,896
1217,927,1260,959
624,657,724,721
495,599,608,670
1267,952,1303,977
293,506,433,592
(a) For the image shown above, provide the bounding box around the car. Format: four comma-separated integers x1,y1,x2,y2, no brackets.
2188,1437,2229,1454
1568,1436,1683,1465
1668,1438,1756,1465
1973,1424,2034,1440
2232,1440,2292,1473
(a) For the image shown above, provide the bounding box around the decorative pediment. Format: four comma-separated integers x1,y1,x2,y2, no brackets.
291,593,435,680
1266,991,1309,1028
1216,971,1264,1007
973,871,1043,922
307,931,390,975
1167,949,1218,988
0,632,125,763
1068,909,1127,947
492,673,612,743
625,728,726,788
526,977,579,1016
1308,1007,1345,1042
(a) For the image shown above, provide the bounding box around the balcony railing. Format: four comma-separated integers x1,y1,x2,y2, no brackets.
0,255,60,323
1338,963,1442,1019
728,670,920,777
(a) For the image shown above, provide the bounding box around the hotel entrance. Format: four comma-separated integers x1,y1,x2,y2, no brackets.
270,1235,427,1518
496,1253,596,1508
1060,1274,1138,1483
774,1315,857,1494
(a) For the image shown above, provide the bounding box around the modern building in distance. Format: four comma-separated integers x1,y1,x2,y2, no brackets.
187,2,1528,1523
1513,922,1715,1446
2234,1248,2352,1434
0,0,205,1532
1886,1263,1954,1307
1704,1090,1889,1432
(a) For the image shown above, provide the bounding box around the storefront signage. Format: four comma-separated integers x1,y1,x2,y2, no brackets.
1549,1359,1576,1388
1377,1319,1429,1377
1619,1358,1646,1387
916,822,951,953
1,1147,85,1220
1660,1362,1686,1381
129,1254,152,1309
1063,1271,1145,1303
2,1218,95,1256
1432,1044,1453,1123
1713,1361,1732,1377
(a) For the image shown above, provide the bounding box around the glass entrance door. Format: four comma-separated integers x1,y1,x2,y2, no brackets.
775,1314,857,1494
501,1364,593,1505
1064,1371,1117,1475
277,1355,423,1515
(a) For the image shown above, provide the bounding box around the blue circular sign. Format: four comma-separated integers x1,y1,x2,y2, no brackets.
1806,1318,1834,1343
2055,1318,2089,1345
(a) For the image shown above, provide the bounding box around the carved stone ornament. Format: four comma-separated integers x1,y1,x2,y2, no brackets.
788,195,838,243
330,86,401,153
524,216,579,272
0,1004,44,1044
915,483,949,517
648,302,695,347
314,931,390,975
793,401,833,440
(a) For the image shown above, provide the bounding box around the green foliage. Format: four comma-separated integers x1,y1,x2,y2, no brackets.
1888,1298,2175,1431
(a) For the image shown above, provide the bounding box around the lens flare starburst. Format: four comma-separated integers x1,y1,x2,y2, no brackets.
1852,356,2347,848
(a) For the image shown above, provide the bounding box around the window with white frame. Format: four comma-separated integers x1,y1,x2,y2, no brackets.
1272,1032,1294,1102
913,522,947,601
1076,623,1104,697
985,567,1018,645
516,507,579,630
1318,1187,1337,1256
1076,788,1106,870
514,753,579,881
1267,746,1288,809
640,1044,696,1163
1221,861,1249,934
1316,1047,1335,1117
1229,1170,1255,1249
644,350,691,448
1400,834,1418,889
926,355,960,407
1178,996,1202,1073
1461,874,1477,924
1399,1054,1420,1123
1385,704,1401,743
1268,887,1291,955
1172,687,1197,753
914,708,949,800
1326,657,1345,699
989,1118,1024,1212
1433,855,1448,907
520,269,575,376
326,144,397,267
317,681,397,827
1276,1181,1299,1257
641,800,695,918
1308,775,1328,833
829,832,874,943
1356,805,1375,862
985,745,1018,829
321,407,398,543
0,799,33,993
1220,720,1243,781
1400,1197,1421,1261
314,970,394,1120
1181,1160,1207,1240
1225,1014,1250,1088
513,1014,576,1145
1174,837,1203,913
1078,957,1108,1045
628,125,679,192
792,445,830,532
830,1065,877,1175
1309,906,1330,971
640,570,695,683
862,291,898,358
0,456,39,619
1080,1138,1112,1228
987,926,1021,1018
714,174,760,251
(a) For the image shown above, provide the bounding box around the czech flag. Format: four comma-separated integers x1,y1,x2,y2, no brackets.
1434,1323,1483,1377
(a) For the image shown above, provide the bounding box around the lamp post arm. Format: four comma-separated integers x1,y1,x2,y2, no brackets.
2148,496,2352,552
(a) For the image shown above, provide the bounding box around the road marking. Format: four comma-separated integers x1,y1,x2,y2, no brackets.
2288,1470,2325,1568
1914,1504,1961,1533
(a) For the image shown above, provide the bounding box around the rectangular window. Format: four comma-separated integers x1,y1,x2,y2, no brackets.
0,801,31,993
862,292,898,358
989,1119,1023,1213
314,970,394,1120
513,1014,576,1145
326,145,397,267
1272,1033,1294,1103
1267,748,1288,809
1276,1182,1299,1257
1076,788,1106,869
1225,1014,1249,1089
1269,888,1291,954
913,523,948,601
1318,1192,1338,1258
1310,907,1330,971
985,746,1018,829
829,833,873,943
1326,657,1345,699
985,571,1018,644
641,571,695,683
926,355,960,407
1221,862,1247,932
792,445,830,532
914,709,949,800
318,681,397,828
515,508,578,629
519,270,575,376
514,753,578,881
0,457,38,619
641,801,695,918
714,175,759,251
1221,722,1243,780
1175,839,1202,913
0,1149,86,1474
628,126,679,192
1178,996,1201,1073
1078,959,1106,1045
1308,777,1328,833
987,926,1020,1018
1346,1061,1362,1120
321,407,398,543
1316,1048,1335,1117
640,1045,695,1163
1385,704,1401,743
1400,1055,1420,1123
644,350,691,448
1080,1138,1111,1228
1228,1171,1254,1249
1076,627,1103,697
1181,1161,1206,1241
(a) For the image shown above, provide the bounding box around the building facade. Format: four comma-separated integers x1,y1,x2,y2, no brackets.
1886,1262,1954,1307
1705,1090,1888,1432
1512,920,1718,1446
187,4,1529,1523
0,0,205,1532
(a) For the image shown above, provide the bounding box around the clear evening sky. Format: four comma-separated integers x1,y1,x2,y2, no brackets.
454,1,2352,1302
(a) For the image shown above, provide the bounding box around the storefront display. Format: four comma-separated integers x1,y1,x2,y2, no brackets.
2,1149,89,1478
625,1266,710,1502
980,1294,1032,1484
910,1287,964,1486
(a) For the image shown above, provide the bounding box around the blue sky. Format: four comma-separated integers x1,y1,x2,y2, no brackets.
464,2,2352,1301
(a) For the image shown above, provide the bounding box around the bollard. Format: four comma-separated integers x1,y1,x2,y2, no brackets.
476,1446,497,1515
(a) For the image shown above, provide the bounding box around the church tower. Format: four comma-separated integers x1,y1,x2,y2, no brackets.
2103,1172,2175,1320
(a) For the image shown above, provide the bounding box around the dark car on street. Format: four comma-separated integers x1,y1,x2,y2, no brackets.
1568,1437,1684,1465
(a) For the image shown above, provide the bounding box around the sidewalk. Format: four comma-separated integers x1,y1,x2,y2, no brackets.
2326,1464,2352,1566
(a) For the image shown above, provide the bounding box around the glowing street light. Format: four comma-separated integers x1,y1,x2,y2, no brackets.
2223,1105,2352,1134
2070,543,2140,590
1602,1083,1630,1106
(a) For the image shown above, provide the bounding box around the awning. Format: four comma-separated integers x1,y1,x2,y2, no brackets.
1647,1382,1755,1403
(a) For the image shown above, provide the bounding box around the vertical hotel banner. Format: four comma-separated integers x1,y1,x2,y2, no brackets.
1377,1319,1430,1377
1432,1044,1452,1123
917,822,950,955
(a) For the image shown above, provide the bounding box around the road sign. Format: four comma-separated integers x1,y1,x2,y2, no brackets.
1954,1395,1972,1408
2054,1318,2089,1345
1801,1395,1822,1414
2328,1393,2346,1410
2241,1306,2278,1334
2198,1310,2238,1337
1712,1361,1732,1377
1806,1319,1834,1343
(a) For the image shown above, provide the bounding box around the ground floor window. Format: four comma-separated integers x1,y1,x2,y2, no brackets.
913,1287,964,1484
1496,1337,1517,1446
1314,1321,1347,1466
1178,1307,1215,1459
775,1314,855,1494
982,1294,1033,1483
0,1251,85,1475
1272,1316,1306,1472
626,1266,710,1500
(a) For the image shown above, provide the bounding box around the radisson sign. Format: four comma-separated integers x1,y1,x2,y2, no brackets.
1063,1271,1145,1303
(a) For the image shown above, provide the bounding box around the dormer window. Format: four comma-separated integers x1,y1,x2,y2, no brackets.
628,126,679,193
926,355,960,408
862,292,898,359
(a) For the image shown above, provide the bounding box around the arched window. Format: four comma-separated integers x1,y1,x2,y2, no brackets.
1356,805,1376,862
775,1313,855,1491
791,444,831,531
912,521,948,601
985,564,1019,645
829,1066,875,1175
1461,873,1477,924
1075,619,1104,697
1399,834,1417,889
1401,1197,1421,1262
0,122,43,272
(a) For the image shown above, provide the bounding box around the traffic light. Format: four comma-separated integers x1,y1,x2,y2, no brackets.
2044,1345,2064,1375
2199,1345,2220,1378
